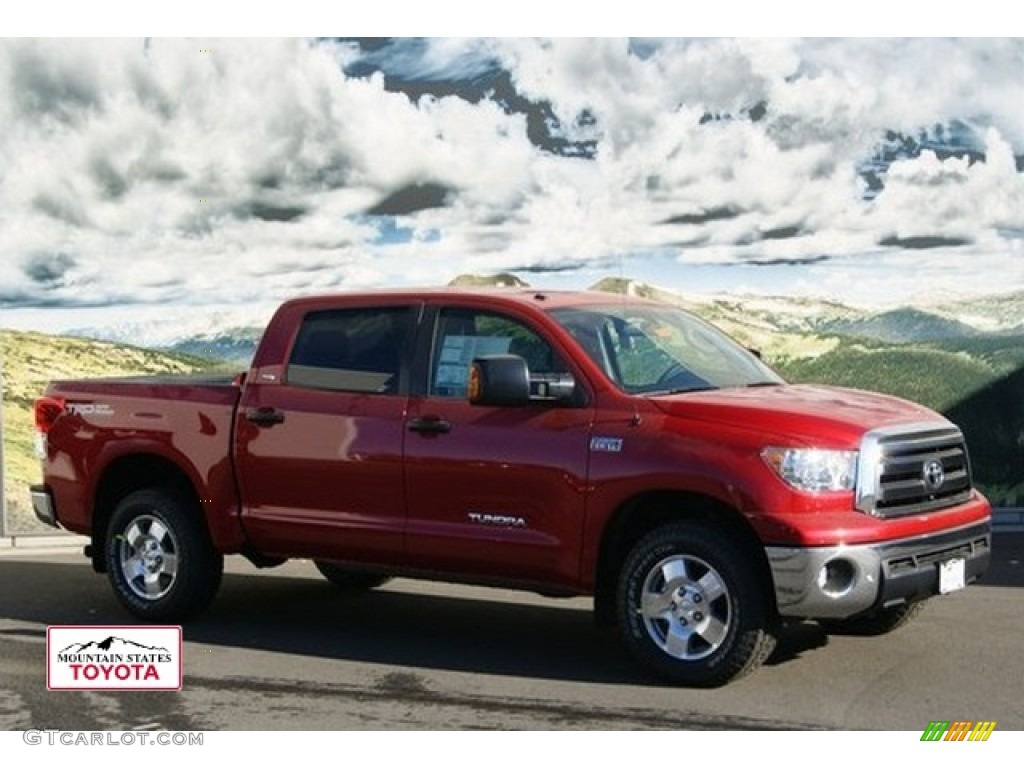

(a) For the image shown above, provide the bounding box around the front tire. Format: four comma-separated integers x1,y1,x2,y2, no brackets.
105,488,223,621
617,523,775,687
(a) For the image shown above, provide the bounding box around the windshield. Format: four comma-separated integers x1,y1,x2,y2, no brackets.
550,304,784,395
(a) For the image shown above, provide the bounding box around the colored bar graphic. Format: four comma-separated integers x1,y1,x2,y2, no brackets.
920,720,996,741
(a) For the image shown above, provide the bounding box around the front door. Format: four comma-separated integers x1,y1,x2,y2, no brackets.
403,305,593,588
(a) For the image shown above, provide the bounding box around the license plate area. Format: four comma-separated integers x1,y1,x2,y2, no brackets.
939,557,966,594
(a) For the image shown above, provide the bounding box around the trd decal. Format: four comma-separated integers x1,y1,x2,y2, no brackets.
67,403,114,416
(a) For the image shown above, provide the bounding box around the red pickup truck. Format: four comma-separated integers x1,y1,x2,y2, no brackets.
31,288,992,686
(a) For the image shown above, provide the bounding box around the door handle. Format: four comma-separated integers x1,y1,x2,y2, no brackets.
407,416,452,435
245,406,285,427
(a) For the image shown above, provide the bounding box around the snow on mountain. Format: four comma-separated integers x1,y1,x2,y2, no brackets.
58,304,276,350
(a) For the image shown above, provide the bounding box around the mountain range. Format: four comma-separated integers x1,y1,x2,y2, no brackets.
55,277,1024,368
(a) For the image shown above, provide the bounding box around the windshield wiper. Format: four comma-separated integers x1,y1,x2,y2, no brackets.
643,386,718,396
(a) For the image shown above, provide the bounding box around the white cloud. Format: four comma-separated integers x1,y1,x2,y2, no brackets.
1,37,1023,333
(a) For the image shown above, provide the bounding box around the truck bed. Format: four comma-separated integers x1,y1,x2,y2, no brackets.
37,372,244,544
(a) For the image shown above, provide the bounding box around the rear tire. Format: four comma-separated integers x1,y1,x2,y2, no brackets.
105,488,223,621
617,523,775,687
314,560,392,591
819,601,926,636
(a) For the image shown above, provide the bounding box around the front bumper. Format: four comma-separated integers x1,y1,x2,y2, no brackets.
30,484,59,529
766,520,991,619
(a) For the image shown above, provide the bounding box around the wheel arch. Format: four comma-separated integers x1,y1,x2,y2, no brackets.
592,490,776,627
91,454,203,573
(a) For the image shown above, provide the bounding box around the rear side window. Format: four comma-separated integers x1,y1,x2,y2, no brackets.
287,307,412,394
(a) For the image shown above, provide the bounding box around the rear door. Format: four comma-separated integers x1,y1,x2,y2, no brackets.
403,303,594,588
236,301,418,564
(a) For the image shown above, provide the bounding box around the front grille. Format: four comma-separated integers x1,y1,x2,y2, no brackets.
855,423,974,518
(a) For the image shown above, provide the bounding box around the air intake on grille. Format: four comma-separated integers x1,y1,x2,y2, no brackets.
855,422,973,518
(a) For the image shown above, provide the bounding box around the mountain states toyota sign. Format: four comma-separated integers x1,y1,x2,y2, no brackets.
47,625,182,690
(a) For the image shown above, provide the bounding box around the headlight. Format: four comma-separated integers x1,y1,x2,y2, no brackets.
762,447,857,493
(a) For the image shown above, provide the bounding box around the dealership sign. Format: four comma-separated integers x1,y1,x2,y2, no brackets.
47,625,182,690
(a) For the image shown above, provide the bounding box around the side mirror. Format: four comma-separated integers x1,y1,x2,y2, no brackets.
469,355,531,406
469,355,577,407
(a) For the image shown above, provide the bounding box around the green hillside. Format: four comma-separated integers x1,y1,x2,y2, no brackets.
1,329,213,534
822,308,979,343
773,341,994,413
926,334,1024,374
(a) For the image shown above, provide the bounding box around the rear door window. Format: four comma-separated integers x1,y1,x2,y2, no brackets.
287,307,413,394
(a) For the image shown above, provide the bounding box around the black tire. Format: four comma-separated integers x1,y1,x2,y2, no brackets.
313,560,392,591
819,601,926,636
104,488,223,621
617,523,776,687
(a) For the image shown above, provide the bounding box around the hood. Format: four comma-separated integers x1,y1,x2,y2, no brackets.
649,384,941,447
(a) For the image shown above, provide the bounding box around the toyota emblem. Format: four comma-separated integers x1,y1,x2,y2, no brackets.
923,459,945,492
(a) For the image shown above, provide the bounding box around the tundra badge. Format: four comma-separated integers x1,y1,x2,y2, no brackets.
590,436,623,453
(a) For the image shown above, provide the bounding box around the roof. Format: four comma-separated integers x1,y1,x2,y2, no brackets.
278,286,660,312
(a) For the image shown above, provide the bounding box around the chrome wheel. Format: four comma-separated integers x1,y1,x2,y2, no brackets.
617,523,775,686
117,513,180,601
639,554,731,661
106,489,223,620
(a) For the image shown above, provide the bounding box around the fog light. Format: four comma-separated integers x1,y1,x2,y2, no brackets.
817,559,856,598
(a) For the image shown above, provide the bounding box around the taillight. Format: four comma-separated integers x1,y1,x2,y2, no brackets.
34,396,66,433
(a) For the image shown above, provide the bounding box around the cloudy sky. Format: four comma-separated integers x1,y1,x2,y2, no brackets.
2,36,1024,337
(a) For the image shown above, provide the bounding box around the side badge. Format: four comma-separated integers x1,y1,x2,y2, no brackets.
590,436,624,453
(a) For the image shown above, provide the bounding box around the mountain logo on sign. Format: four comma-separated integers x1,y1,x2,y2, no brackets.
58,636,170,656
